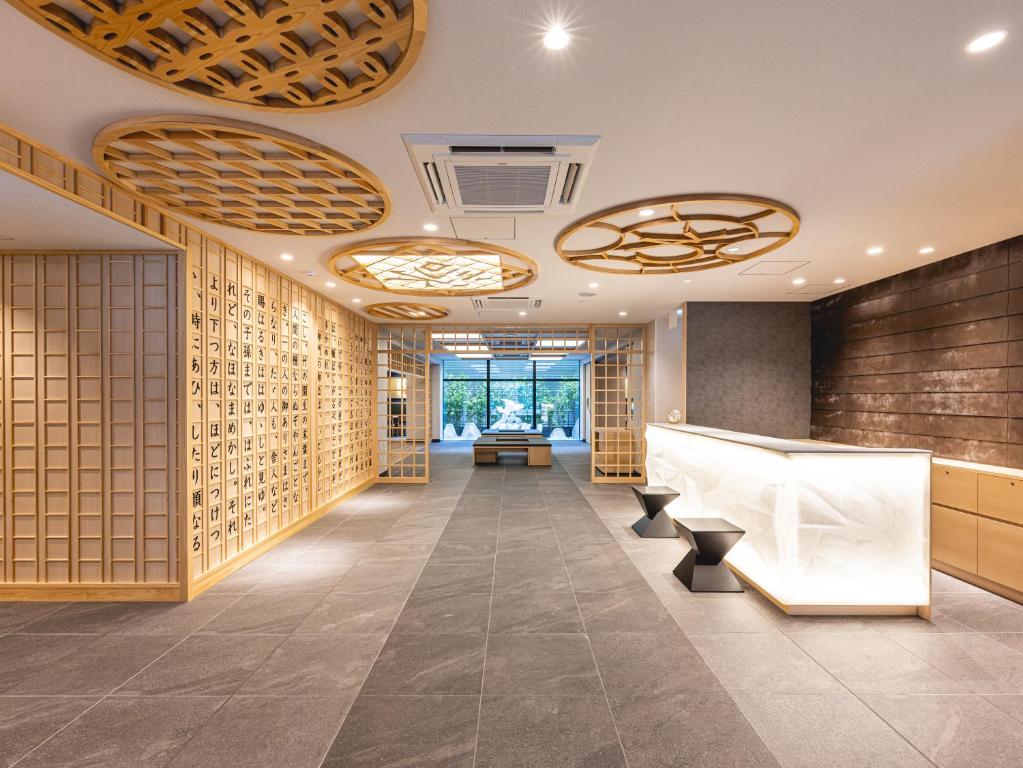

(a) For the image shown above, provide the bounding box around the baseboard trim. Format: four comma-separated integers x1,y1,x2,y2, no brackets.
187,477,377,600
0,582,181,602
934,560,1023,606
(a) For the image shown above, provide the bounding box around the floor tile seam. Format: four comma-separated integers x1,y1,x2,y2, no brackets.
2,603,70,635
874,629,1013,693
313,473,475,768
473,463,503,768
557,455,799,768
541,460,631,768
7,628,213,768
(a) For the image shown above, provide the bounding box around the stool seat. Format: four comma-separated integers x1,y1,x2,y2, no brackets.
630,485,681,538
672,517,745,592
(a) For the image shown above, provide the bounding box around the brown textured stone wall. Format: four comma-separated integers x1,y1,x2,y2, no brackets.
812,235,1023,468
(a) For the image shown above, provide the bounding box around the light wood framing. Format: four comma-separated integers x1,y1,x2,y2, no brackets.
8,0,428,112
555,194,800,275
376,325,429,482
0,121,379,600
329,237,538,296
94,115,390,235
0,252,179,587
366,302,449,321
591,325,646,483
429,325,590,355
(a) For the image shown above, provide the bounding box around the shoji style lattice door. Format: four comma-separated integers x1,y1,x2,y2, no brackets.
376,326,429,482
591,325,647,483
1,252,179,587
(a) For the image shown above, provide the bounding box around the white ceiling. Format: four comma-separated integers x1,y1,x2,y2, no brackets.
0,171,169,250
1,0,1022,322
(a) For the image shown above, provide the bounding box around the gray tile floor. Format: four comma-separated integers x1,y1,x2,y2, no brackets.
3,443,1023,766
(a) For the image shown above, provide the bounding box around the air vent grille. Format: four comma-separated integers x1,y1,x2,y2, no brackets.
453,165,552,207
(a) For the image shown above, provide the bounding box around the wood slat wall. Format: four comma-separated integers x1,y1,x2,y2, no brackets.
812,235,1023,467
0,252,178,585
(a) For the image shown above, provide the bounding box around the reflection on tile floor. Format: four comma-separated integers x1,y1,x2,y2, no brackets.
3,442,1023,766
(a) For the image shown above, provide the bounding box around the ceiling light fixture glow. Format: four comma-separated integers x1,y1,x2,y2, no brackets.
725,246,741,253
618,310,628,317
280,253,293,261
352,297,362,303
966,29,1008,54
422,222,439,232
638,208,655,217
919,246,935,255
588,281,599,289
518,311,527,316
866,246,883,256
792,277,806,286
682,279,692,284
543,24,570,50
833,277,846,285
325,281,336,288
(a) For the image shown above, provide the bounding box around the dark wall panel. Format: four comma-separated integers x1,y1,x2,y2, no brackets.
812,235,1023,468
686,302,811,439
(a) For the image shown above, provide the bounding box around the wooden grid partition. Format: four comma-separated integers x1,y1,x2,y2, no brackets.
591,325,647,483
316,297,375,505
0,122,380,599
376,326,429,482
0,252,179,591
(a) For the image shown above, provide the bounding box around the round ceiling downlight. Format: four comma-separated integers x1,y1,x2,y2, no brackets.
94,115,390,235
966,29,1008,54
9,0,428,111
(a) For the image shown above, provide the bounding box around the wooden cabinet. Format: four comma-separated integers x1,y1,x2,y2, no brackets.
932,504,978,574
978,474,1023,526
932,465,977,512
979,517,1023,593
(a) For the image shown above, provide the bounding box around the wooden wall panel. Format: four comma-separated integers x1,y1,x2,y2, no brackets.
1,252,178,585
812,236,1023,467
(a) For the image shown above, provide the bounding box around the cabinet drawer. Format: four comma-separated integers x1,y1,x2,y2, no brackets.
978,474,1023,525
932,504,977,574
931,465,977,512
978,517,1023,593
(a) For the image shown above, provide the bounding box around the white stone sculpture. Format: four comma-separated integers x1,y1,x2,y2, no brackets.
571,420,580,439
491,398,526,430
443,424,458,440
460,422,481,440
549,428,567,440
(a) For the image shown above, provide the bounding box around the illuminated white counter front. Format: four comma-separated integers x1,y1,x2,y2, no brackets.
645,423,931,615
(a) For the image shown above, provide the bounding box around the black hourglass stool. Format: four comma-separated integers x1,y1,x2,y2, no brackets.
630,485,681,538
672,517,745,592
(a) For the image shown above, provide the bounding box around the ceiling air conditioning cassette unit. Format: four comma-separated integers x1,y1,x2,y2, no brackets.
472,296,543,316
403,134,599,215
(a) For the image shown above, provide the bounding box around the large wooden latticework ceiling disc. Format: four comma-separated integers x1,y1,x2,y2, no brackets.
94,115,390,235
555,194,800,274
328,238,538,297
8,0,427,112
365,302,449,320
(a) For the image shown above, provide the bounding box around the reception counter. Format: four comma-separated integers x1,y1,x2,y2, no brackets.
645,423,931,615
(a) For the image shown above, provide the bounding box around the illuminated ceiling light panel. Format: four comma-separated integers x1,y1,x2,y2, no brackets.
456,353,492,359
443,344,491,353
365,302,449,321
535,339,586,348
10,0,428,111
329,238,538,296
433,332,483,341
556,194,800,274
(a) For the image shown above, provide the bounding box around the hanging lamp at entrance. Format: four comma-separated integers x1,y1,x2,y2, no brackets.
7,0,427,111
555,194,800,274
328,238,538,296
93,114,390,235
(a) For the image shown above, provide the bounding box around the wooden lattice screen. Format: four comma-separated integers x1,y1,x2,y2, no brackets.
376,325,429,482
591,325,647,483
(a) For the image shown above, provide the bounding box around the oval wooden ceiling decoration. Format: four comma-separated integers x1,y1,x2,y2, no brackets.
555,194,800,275
365,302,449,320
9,0,427,112
328,238,538,297
93,114,390,235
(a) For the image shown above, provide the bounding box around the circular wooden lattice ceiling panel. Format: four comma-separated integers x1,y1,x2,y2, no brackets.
365,302,449,320
10,0,427,111
555,194,800,275
328,238,538,296
94,115,390,235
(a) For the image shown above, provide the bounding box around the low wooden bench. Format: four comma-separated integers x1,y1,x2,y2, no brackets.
473,434,552,466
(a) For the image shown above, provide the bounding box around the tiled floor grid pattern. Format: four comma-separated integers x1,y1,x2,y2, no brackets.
2,443,1023,766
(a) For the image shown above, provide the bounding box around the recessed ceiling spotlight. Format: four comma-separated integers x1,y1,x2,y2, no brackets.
792,277,806,286
966,29,1008,54
518,310,527,316
352,297,362,304
833,277,846,285
682,279,692,284
725,246,741,253
919,246,935,255
422,222,439,232
618,310,628,316
866,246,883,256
543,24,570,50
325,281,336,288
588,281,599,289
280,253,293,261
638,208,655,217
